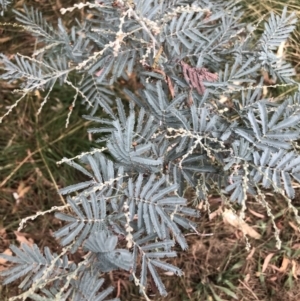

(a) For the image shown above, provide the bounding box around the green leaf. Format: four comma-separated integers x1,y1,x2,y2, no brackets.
214,285,238,300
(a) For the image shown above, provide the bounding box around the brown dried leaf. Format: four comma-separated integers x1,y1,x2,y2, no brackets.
268,264,280,272
0,37,12,43
292,243,300,249
14,0,26,8
163,271,175,276
291,260,298,279
95,68,104,77
166,75,175,99
17,181,31,198
209,206,223,220
0,249,12,265
278,257,290,273
288,221,300,232
248,208,265,219
181,61,218,95
14,231,34,246
152,46,163,69
262,253,275,273
0,227,7,238
0,228,10,246
152,67,175,98
244,274,250,283
277,41,285,58
262,70,276,85
56,0,62,9
246,247,256,260
223,209,261,239
34,90,42,101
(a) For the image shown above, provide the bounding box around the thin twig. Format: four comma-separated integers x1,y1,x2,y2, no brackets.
238,280,260,301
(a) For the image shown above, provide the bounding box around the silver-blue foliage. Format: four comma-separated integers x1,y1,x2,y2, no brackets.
1,0,300,300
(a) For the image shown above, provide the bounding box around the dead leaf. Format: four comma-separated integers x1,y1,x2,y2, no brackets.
0,37,12,43
181,61,218,95
288,221,300,232
276,219,284,230
0,249,12,265
262,253,275,273
277,41,285,58
292,260,298,279
246,247,256,260
12,182,31,213
222,209,261,239
244,273,250,283
166,75,175,99
95,68,104,77
14,0,26,8
209,206,223,220
163,271,175,276
262,70,276,85
197,200,204,210
17,181,31,198
56,0,62,9
248,208,265,219
219,95,228,104
152,46,163,69
269,264,281,272
0,228,10,246
14,231,34,246
34,90,42,101
0,227,7,238
292,243,300,249
278,257,290,273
